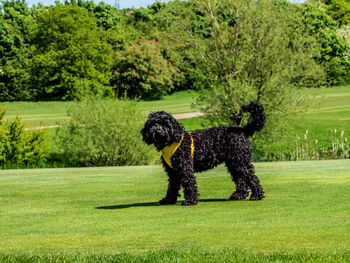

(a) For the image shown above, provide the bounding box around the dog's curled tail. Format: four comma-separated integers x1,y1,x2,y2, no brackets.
241,102,265,137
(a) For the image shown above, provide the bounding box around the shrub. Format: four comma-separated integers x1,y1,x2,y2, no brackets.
55,95,156,167
0,104,6,124
0,117,49,168
326,0,350,26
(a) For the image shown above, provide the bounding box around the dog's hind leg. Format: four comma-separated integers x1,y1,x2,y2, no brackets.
246,166,265,200
227,162,264,201
226,163,250,200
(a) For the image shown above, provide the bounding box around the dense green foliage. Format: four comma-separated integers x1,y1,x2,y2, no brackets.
298,2,350,85
1,0,350,102
0,106,49,168
326,0,350,26
29,4,113,100
55,95,156,166
111,39,182,99
0,0,32,101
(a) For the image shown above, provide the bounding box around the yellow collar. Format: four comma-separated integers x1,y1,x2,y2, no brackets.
161,133,195,168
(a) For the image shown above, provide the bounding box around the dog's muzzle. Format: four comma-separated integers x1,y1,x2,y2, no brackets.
147,125,169,150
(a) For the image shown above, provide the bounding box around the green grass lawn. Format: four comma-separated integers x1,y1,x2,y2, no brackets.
0,160,349,261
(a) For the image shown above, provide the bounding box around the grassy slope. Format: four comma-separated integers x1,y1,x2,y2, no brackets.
1,90,198,128
1,101,72,128
0,160,349,257
139,90,198,115
293,86,350,144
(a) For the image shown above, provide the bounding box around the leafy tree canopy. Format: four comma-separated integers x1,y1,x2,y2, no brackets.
297,2,350,85
111,39,183,99
29,4,113,100
0,0,32,101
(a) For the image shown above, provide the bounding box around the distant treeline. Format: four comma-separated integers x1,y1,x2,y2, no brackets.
1,0,350,102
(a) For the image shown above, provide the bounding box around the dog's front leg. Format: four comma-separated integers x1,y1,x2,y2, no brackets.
180,168,199,206
159,168,181,205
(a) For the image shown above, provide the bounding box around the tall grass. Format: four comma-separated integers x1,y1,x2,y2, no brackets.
260,129,350,161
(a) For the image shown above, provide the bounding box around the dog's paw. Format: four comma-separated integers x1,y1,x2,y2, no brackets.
181,199,198,206
159,197,177,205
249,195,264,201
229,192,248,200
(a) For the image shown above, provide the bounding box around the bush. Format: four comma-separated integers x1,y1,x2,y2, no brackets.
326,0,350,26
0,104,6,124
0,117,49,168
55,95,157,167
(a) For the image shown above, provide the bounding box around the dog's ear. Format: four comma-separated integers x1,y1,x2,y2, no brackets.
140,126,148,143
166,117,183,142
140,122,152,144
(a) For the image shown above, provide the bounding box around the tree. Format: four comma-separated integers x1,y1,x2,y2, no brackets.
152,0,213,91
298,2,350,85
0,0,32,101
172,0,318,119
75,0,121,30
163,0,322,157
29,4,113,100
111,39,183,99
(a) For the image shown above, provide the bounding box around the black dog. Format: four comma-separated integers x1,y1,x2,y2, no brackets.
141,102,265,206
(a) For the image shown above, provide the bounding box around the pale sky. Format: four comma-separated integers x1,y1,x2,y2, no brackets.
25,0,306,9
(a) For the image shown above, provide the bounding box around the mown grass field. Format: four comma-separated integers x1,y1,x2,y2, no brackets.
1,160,349,261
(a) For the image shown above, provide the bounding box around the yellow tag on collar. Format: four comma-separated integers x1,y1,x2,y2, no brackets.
161,133,195,168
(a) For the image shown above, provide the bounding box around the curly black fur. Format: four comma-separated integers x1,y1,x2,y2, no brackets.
141,102,266,206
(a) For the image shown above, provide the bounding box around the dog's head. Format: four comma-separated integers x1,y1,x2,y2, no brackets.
141,111,184,151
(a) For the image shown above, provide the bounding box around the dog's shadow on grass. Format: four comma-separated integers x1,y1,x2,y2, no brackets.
95,199,231,210
96,202,160,210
